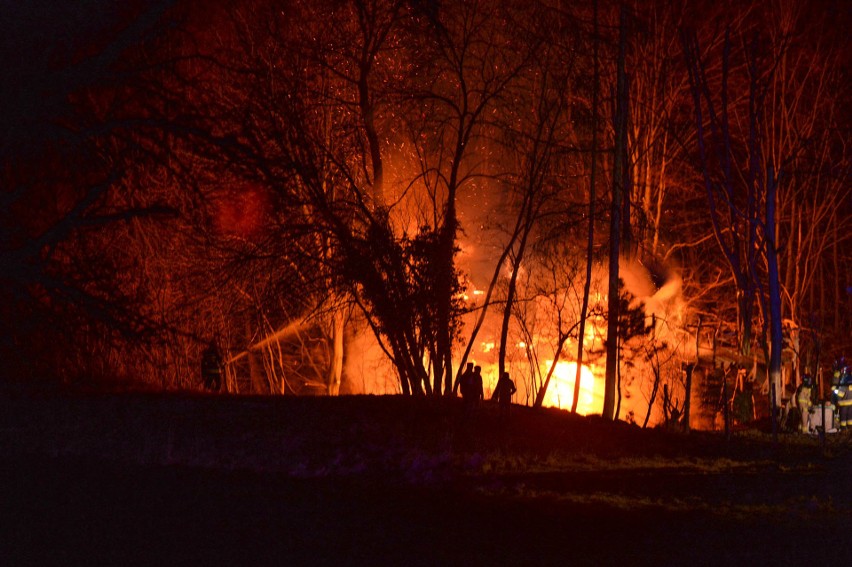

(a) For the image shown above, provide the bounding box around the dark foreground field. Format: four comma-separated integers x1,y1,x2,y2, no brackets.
1,390,851,566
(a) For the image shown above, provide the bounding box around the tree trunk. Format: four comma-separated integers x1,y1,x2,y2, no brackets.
615,338,622,420
327,309,345,396
247,320,266,394
643,362,661,429
683,363,694,431
499,215,532,398
571,0,598,415
684,316,701,432
767,164,782,441
455,235,517,395
603,4,629,421
833,236,840,334
435,209,458,396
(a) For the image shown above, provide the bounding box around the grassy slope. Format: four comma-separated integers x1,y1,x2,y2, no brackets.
1,391,851,565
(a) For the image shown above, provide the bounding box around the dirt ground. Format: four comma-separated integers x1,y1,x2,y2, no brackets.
1,390,851,565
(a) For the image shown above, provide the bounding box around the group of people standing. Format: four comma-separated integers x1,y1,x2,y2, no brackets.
793,359,852,433
457,362,516,417
200,336,519,415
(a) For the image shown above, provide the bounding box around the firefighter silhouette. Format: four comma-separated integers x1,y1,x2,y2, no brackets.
833,362,851,429
795,375,814,433
201,339,223,392
493,371,516,417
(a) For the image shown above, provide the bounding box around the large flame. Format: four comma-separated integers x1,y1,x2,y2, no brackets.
541,361,599,415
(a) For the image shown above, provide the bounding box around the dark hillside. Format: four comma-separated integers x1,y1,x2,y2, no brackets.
1,392,851,565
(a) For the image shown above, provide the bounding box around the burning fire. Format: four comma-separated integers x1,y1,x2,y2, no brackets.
540,361,599,415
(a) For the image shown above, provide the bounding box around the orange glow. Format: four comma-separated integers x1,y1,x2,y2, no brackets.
541,361,599,415
215,184,269,237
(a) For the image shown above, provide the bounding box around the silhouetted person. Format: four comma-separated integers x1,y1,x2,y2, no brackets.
795,375,815,433
201,340,223,392
494,371,516,417
460,364,484,417
455,362,474,396
471,365,484,406
834,364,852,430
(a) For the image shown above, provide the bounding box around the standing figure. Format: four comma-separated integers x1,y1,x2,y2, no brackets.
833,364,852,430
201,339,223,392
459,364,483,421
794,375,814,433
470,365,484,406
494,371,516,417
455,362,474,397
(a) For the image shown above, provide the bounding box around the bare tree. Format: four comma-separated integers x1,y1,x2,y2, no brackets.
682,12,811,435
0,1,190,383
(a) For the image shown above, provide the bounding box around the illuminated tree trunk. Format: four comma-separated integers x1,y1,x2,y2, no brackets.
571,0,598,415
833,240,840,334
498,221,531,396
603,5,629,421
247,320,266,394
683,316,702,432
327,308,345,396
615,337,623,420
766,164,782,440
435,210,457,396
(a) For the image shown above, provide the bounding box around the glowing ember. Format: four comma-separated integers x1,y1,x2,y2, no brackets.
541,361,599,415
